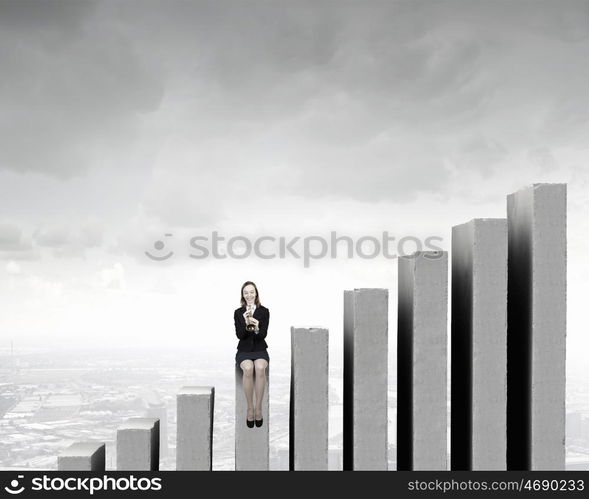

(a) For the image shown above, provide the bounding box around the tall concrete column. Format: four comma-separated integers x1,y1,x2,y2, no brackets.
343,288,388,470
177,386,214,470
58,442,105,471
397,251,448,471
235,364,269,470
289,327,329,470
147,402,168,458
507,183,566,470
451,219,507,470
116,418,160,471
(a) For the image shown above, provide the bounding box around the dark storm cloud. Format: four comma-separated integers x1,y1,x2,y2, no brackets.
32,220,105,259
1,0,588,214
0,216,103,261
0,221,26,250
0,0,164,178
123,0,589,205
33,225,70,248
0,0,93,30
0,220,40,259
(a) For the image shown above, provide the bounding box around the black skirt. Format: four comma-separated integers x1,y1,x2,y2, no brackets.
235,349,270,365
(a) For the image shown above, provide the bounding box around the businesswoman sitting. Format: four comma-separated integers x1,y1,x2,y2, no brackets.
234,281,270,428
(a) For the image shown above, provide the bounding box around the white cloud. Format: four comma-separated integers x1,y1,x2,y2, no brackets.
5,260,21,275
99,262,126,290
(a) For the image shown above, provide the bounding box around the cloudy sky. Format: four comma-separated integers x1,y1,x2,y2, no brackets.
0,0,588,374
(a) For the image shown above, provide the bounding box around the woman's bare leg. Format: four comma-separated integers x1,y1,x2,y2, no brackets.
240,360,255,420
253,359,268,419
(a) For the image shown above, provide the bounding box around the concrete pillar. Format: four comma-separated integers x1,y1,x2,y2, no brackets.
57,442,105,471
289,327,329,470
451,219,507,470
343,288,388,470
235,364,269,470
177,386,214,470
147,402,168,458
507,183,566,470
397,251,448,470
116,418,160,471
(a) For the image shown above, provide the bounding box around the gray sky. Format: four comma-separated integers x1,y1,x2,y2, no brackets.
0,0,588,371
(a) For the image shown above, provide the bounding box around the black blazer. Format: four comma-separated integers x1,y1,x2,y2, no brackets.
234,305,270,352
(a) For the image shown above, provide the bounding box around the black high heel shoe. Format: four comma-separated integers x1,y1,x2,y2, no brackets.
246,409,254,428
255,410,263,427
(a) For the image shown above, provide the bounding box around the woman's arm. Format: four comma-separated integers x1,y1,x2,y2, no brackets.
234,309,249,339
257,308,270,340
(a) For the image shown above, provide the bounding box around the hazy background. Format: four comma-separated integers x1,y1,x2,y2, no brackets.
1,0,588,364
0,0,588,469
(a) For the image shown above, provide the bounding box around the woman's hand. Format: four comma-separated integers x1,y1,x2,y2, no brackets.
242,311,259,330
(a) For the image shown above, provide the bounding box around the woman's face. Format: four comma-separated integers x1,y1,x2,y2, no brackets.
243,284,256,305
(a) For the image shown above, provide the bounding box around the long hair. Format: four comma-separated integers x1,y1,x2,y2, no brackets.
240,281,261,307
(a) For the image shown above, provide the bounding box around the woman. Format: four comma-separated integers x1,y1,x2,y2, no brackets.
234,281,270,428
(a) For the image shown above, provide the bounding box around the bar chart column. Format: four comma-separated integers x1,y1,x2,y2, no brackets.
397,251,448,470
235,364,269,470
177,386,215,470
58,442,105,471
507,183,566,470
290,326,329,470
343,288,388,470
116,418,160,471
451,219,507,470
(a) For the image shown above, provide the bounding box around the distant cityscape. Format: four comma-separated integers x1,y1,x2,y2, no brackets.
0,345,354,471
0,345,586,470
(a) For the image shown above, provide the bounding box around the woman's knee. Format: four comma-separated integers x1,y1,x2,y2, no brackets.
254,360,267,375
240,360,254,376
